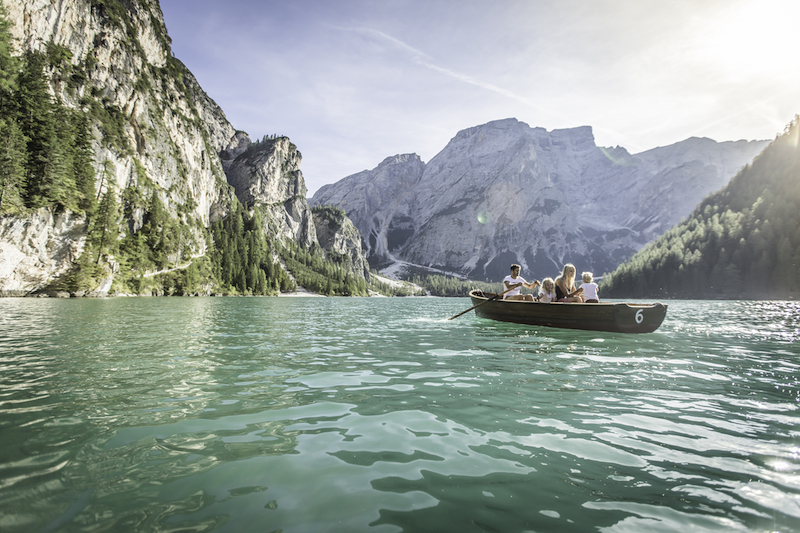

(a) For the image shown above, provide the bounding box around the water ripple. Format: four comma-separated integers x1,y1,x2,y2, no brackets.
0,297,798,532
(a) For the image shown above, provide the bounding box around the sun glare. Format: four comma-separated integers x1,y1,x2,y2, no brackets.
697,0,800,78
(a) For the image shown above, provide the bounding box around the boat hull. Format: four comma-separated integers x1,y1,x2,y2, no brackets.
469,291,667,333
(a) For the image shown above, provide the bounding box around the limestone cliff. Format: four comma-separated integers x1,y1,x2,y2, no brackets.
224,137,316,248
0,0,368,294
312,207,371,281
311,153,425,269
0,210,87,296
0,0,236,294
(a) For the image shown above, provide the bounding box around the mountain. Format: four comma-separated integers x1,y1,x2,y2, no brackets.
223,136,317,247
601,117,800,299
0,0,367,296
311,118,768,281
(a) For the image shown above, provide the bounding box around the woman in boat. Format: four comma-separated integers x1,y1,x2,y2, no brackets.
537,277,557,302
555,263,583,302
503,264,540,301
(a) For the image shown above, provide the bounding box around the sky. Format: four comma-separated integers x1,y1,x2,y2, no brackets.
159,0,800,196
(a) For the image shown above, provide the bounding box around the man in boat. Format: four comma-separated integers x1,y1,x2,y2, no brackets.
503,264,540,301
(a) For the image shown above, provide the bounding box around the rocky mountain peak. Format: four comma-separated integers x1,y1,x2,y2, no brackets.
312,207,370,281
223,136,317,249
376,153,423,169
312,119,769,281
226,137,306,207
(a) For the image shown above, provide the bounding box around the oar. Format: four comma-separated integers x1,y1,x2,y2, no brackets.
448,286,515,320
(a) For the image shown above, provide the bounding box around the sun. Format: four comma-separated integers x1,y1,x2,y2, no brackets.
695,0,800,80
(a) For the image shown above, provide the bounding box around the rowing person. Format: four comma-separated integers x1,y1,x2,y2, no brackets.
503,264,540,301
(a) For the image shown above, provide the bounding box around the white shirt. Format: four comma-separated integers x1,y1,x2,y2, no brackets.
538,288,557,303
581,282,598,301
502,275,528,299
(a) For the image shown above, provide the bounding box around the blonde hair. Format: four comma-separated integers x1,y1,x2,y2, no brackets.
541,277,555,291
561,263,575,280
556,263,577,292
582,272,593,283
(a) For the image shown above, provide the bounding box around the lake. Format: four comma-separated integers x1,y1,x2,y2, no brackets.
0,297,798,532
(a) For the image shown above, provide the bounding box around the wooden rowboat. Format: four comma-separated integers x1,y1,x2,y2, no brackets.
468,290,668,333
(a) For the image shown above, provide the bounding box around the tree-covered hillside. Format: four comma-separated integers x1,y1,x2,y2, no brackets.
601,117,800,299
0,20,96,215
0,5,379,297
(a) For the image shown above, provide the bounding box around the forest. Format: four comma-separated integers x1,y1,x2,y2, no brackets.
601,117,800,300
0,41,96,215
408,272,495,297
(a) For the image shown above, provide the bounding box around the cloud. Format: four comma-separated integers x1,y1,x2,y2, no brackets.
339,26,550,112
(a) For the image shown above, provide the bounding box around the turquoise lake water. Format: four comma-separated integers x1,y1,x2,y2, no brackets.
0,297,798,532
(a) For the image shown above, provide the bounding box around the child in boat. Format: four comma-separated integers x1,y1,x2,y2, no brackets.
581,272,599,303
555,263,583,302
537,277,557,302
503,264,540,301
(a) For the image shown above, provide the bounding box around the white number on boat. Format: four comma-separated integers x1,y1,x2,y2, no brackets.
635,309,644,324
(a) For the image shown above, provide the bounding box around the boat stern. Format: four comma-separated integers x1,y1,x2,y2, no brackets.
614,303,668,333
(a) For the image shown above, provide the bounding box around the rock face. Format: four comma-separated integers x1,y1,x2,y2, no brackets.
0,0,368,294
311,153,426,269
224,137,317,248
311,118,769,280
0,0,236,294
0,209,87,296
312,207,371,281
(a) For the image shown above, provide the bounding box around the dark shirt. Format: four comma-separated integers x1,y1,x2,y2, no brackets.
555,284,567,300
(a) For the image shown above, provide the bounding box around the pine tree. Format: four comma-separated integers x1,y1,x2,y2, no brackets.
0,117,26,213
72,112,97,214
0,5,18,105
143,190,168,267
40,106,79,211
0,7,24,214
91,181,119,264
16,51,55,208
